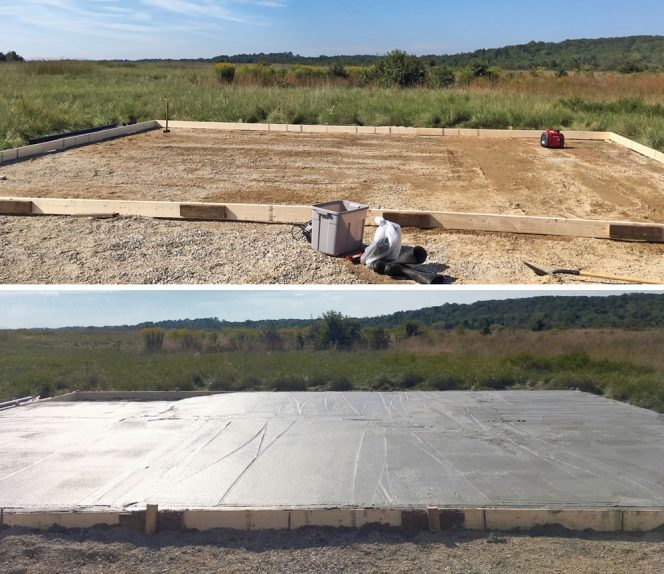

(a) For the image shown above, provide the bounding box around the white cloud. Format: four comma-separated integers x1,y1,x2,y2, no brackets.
0,0,289,57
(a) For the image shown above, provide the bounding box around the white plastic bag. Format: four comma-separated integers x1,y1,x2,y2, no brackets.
361,217,402,266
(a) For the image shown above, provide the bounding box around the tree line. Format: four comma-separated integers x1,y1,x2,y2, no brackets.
209,36,664,73
133,295,664,354
0,51,24,62
133,294,664,333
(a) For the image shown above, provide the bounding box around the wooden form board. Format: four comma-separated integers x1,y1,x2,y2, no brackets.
0,121,161,165
156,120,611,140
375,208,664,242
2,196,664,243
609,132,664,166
3,507,663,534
2,118,660,170
156,121,664,164
0,199,32,215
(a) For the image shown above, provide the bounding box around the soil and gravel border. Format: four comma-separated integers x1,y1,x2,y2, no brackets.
1,524,663,574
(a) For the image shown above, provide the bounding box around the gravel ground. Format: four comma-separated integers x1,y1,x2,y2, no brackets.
1,526,662,574
0,216,364,285
2,215,664,284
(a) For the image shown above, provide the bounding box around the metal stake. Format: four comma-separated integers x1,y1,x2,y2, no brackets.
163,99,170,133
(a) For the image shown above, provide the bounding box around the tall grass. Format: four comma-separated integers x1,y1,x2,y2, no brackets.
1,62,664,150
1,328,663,413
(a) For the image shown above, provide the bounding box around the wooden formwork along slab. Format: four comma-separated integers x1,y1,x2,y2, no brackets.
0,121,160,165
2,196,664,245
154,120,614,141
3,507,663,533
1,119,658,174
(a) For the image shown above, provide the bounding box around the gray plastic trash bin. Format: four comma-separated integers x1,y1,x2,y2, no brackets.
311,200,369,256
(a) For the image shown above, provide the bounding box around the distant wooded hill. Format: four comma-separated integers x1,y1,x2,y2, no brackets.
206,36,664,72
117,294,664,332
429,36,664,72
362,294,664,330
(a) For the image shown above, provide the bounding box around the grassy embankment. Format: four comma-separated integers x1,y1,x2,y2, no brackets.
1,61,663,151
1,328,663,413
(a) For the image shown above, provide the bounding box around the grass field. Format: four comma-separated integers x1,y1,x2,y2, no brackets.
2,327,663,413
1,61,664,151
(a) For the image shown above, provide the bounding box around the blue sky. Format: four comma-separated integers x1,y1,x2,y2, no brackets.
0,288,644,329
1,0,662,60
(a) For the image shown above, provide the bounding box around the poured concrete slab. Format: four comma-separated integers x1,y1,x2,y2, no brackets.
0,391,663,512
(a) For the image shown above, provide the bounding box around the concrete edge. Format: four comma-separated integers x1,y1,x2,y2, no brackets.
2,507,663,534
47,390,229,403
0,121,161,166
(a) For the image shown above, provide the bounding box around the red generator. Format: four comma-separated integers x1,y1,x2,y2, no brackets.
541,129,565,148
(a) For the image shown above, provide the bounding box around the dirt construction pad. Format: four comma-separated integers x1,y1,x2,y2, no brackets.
1,128,664,284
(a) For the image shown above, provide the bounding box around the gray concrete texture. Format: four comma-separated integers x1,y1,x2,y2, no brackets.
1,391,663,512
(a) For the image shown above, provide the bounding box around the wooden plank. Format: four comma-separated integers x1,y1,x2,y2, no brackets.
609,132,664,165
0,199,32,215
427,507,441,532
326,125,359,134
301,125,328,133
144,504,158,535
4,196,664,243
180,203,228,220
416,128,444,136
3,197,310,224
152,120,612,143
391,127,418,135
383,211,436,228
1,122,160,165
369,207,664,243
610,224,664,242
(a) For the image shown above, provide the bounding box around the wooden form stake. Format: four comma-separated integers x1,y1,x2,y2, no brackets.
2,196,664,243
427,507,441,532
145,504,158,536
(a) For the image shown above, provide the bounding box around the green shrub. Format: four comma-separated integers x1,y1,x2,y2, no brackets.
328,63,349,79
372,375,394,390
208,376,234,391
620,54,646,74
374,50,427,87
316,311,361,350
429,66,456,88
398,372,424,389
329,377,354,391
273,376,307,392
365,327,390,350
215,62,236,84
289,65,328,84
142,328,164,354
431,374,463,391
236,64,277,86
167,329,204,353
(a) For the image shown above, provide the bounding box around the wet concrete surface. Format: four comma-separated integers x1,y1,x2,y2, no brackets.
1,391,662,511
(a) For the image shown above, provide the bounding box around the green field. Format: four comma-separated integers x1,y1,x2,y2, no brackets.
2,327,663,413
1,61,664,151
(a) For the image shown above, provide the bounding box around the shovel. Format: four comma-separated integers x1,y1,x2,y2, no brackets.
523,261,664,285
